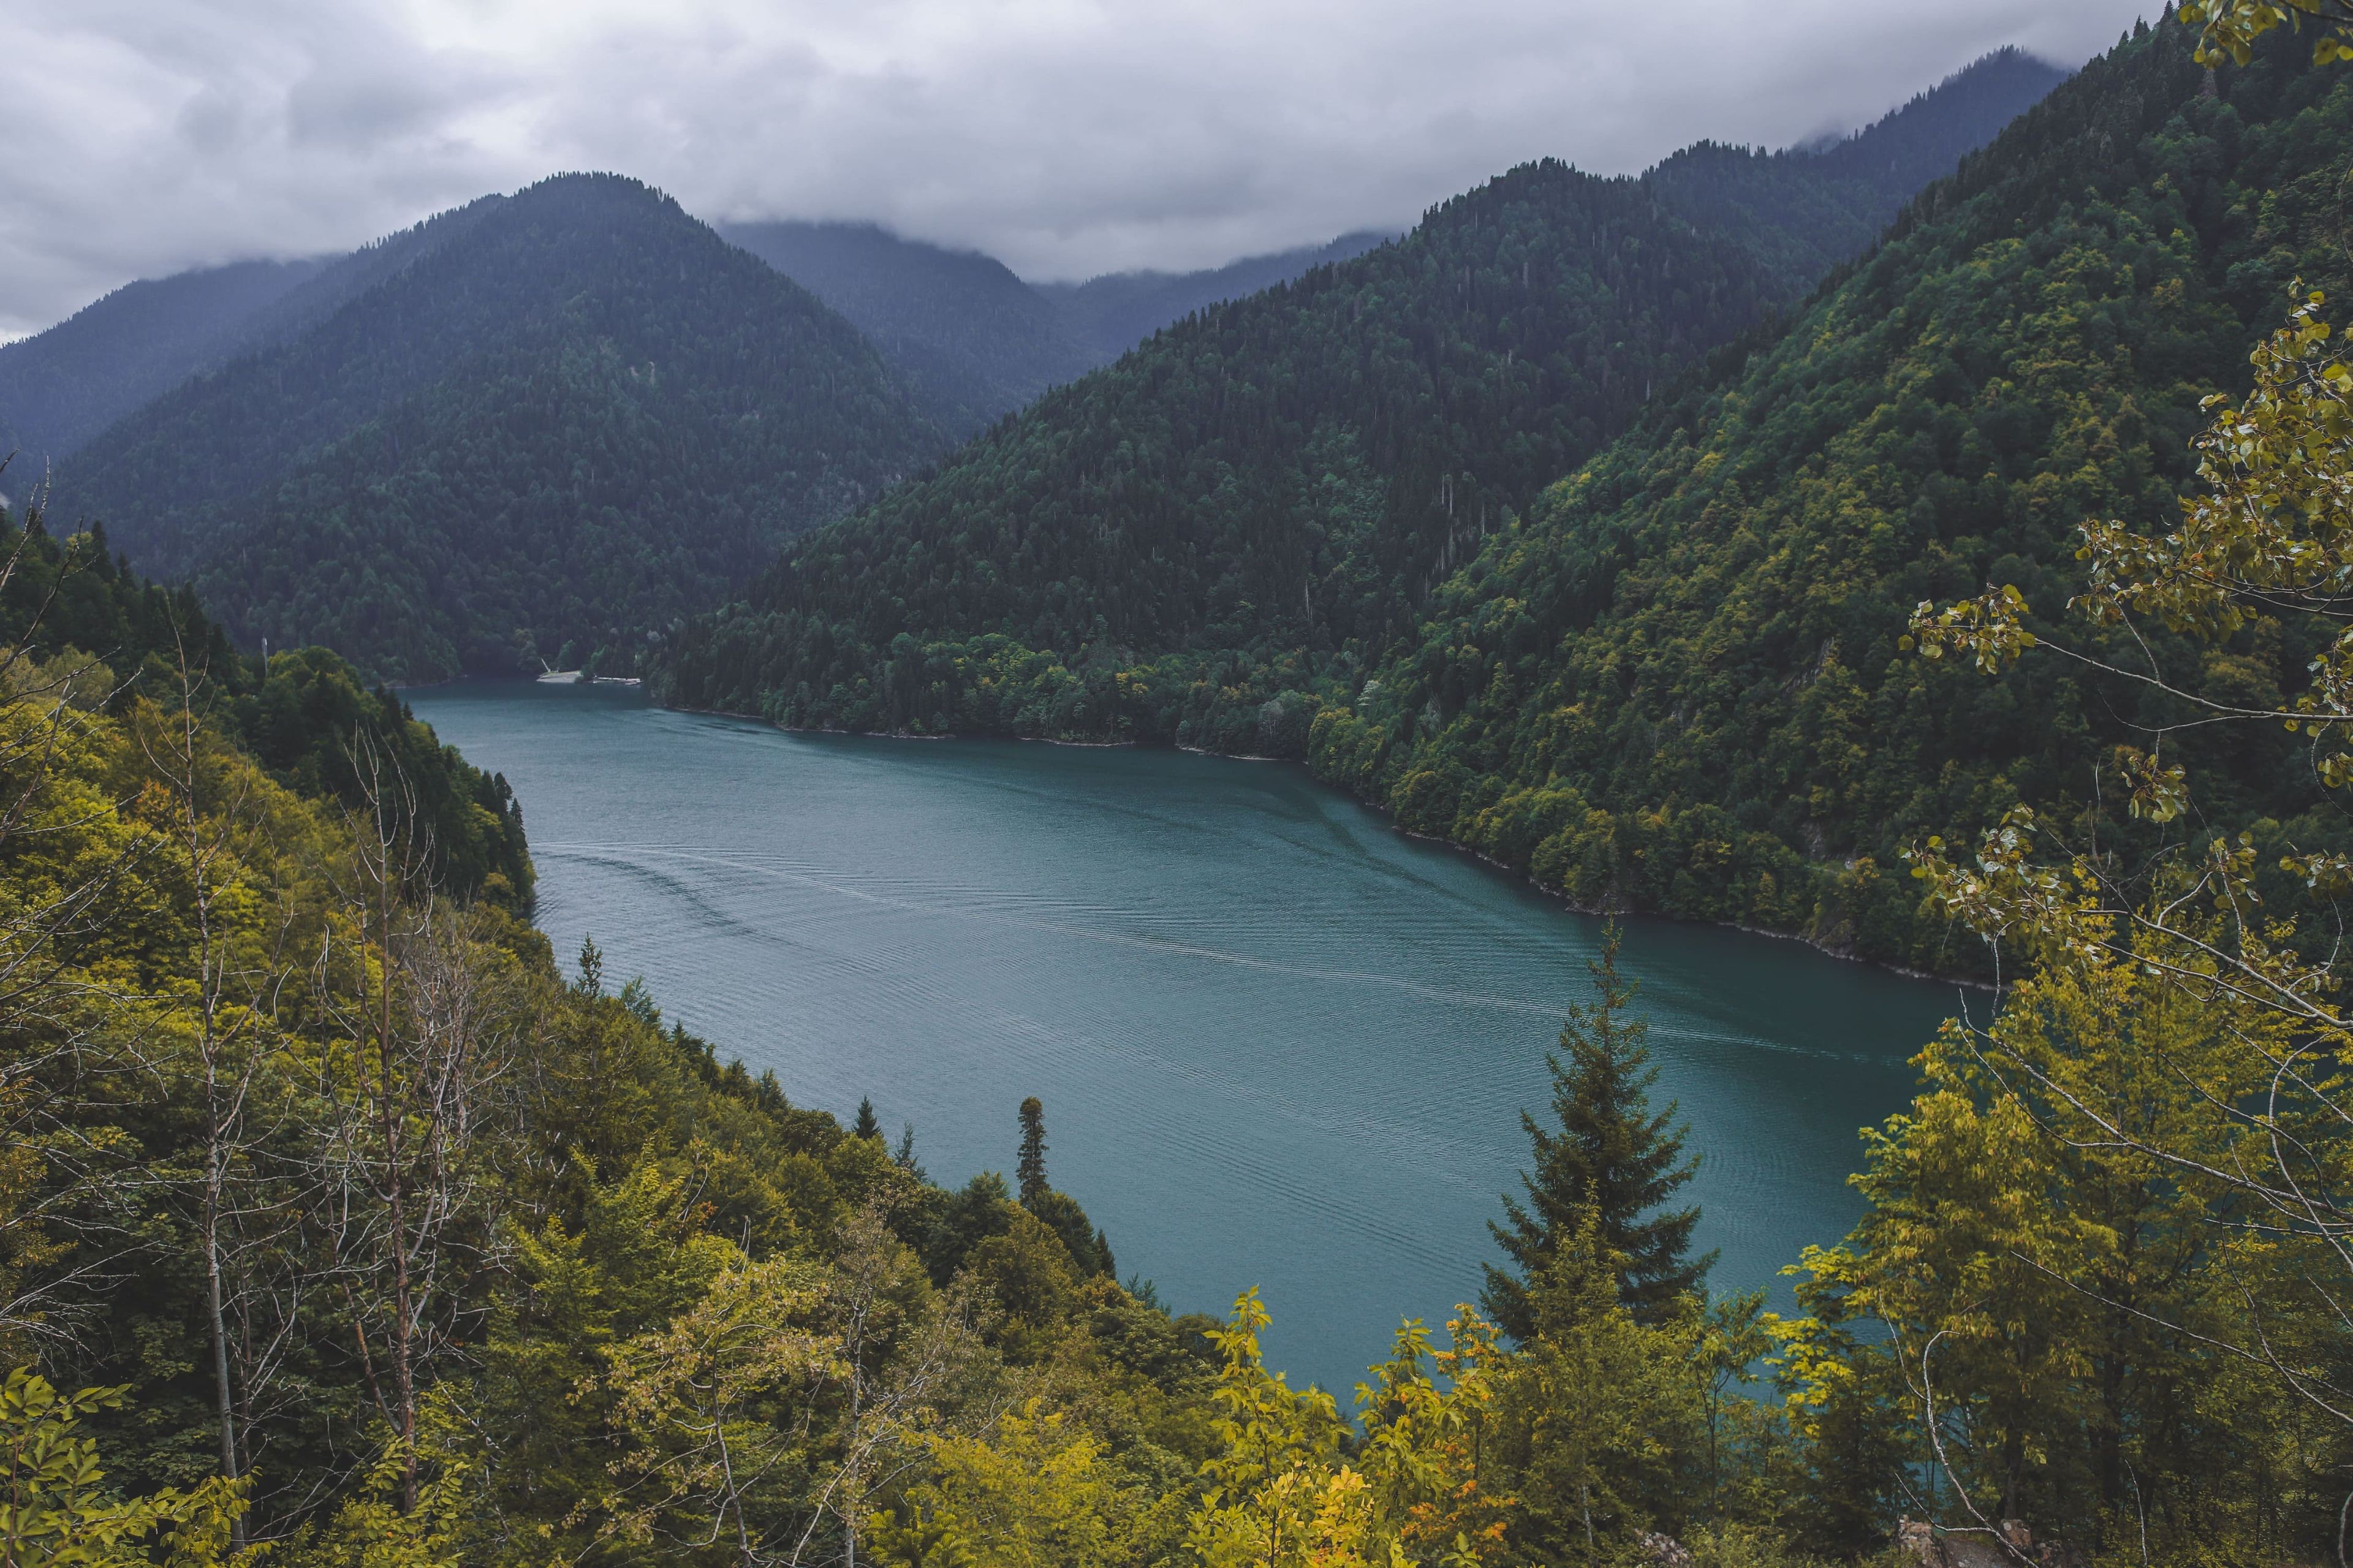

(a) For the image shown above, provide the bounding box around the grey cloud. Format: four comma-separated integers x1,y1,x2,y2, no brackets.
4,0,2155,336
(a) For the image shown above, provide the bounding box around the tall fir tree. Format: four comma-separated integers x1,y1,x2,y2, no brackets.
852,1097,882,1141
1485,927,1711,1335
1016,1097,1048,1206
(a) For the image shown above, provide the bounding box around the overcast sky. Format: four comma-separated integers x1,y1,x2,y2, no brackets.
6,0,2157,341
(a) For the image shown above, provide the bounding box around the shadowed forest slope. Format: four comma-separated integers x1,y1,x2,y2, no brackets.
50,176,940,683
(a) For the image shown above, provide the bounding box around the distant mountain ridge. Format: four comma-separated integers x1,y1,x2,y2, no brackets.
723,223,1403,434
656,46,2072,749
1032,231,1401,360
54,175,939,681
716,50,2062,435
0,197,511,477
720,221,1101,437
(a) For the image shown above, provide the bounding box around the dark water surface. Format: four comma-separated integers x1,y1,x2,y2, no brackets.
409,680,1961,1393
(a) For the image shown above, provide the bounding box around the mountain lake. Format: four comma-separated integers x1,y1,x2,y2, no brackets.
407,679,1966,1394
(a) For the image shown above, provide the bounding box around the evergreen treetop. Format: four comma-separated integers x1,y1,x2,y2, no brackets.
1017,1097,1048,1206
1485,926,1711,1336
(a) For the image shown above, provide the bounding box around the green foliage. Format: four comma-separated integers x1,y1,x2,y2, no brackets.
60,175,941,683
1485,928,1708,1337
13,18,2351,1561
1493,1218,1702,1562
1307,22,2353,976
1015,1099,1047,1206
0,1371,246,1567
0,507,526,908
2183,0,2353,64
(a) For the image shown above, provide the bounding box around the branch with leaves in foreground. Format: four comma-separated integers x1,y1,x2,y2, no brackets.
2182,0,2353,65
1903,288,2353,1444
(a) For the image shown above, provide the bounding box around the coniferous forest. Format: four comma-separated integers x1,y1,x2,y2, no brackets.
8,2,2353,1565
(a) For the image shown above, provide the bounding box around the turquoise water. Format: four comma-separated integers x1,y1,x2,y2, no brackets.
407,680,1961,1394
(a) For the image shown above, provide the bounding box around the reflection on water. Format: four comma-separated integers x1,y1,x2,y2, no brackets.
409,680,1961,1393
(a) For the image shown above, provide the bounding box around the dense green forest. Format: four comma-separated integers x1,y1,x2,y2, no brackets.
50,176,940,683
1308,21,2353,974
651,49,2063,765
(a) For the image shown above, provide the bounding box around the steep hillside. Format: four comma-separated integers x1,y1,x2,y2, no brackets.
0,199,510,475
722,221,1099,436
1306,22,2353,974
56,176,940,682
656,50,2067,753
0,259,326,470
1646,47,2069,291
0,509,531,905
1036,231,1398,359
659,164,1795,742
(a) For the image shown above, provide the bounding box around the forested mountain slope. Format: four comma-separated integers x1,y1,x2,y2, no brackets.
1646,46,2066,291
1308,21,2353,974
0,199,510,474
656,48,2066,754
722,221,1101,436
0,259,327,471
0,509,531,905
55,175,939,683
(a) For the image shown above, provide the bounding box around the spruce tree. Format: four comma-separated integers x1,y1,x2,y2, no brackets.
1017,1097,1048,1205
852,1097,882,1141
1485,926,1711,1336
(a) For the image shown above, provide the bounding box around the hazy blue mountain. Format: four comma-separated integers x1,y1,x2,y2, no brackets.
1034,231,1401,360
721,220,1099,437
0,259,327,477
0,199,517,480
58,175,939,683
1645,45,2071,286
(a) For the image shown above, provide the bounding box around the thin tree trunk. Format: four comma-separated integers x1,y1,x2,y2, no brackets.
380,870,419,1514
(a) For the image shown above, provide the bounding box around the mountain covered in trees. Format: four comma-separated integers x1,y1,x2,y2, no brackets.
15,275,2353,1559
0,198,516,475
1308,23,2353,974
10,9,2353,1561
42,176,940,683
654,48,2067,759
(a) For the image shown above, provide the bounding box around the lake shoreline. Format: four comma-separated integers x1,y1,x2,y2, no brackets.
618,685,1991,995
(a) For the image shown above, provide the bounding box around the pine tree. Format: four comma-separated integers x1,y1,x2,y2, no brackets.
853,1097,882,1141
1485,926,1711,1336
1016,1097,1048,1205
